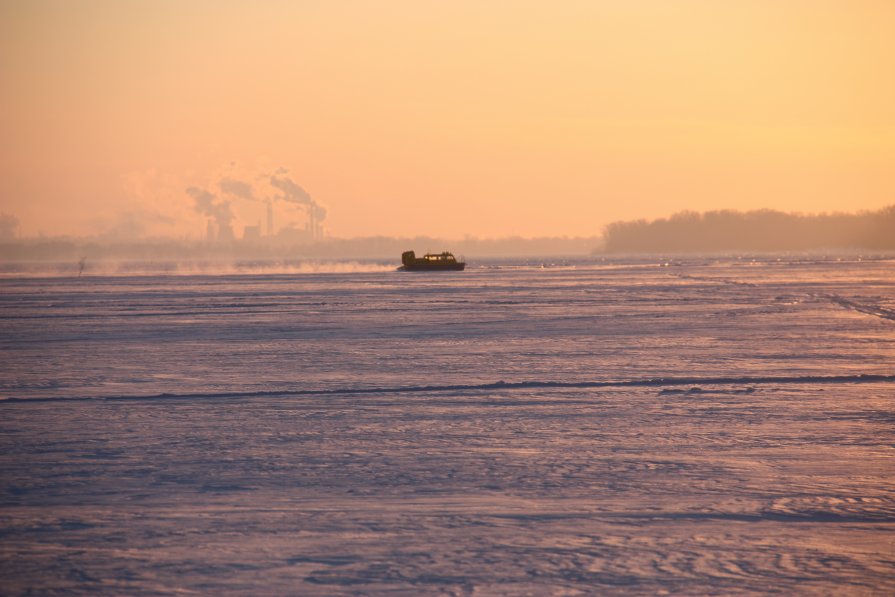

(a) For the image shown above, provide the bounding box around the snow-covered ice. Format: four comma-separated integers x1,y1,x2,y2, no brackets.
1,255,893,594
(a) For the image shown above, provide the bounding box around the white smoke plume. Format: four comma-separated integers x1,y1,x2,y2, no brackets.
186,186,234,240
218,178,256,202
0,213,19,241
267,173,326,222
215,168,327,225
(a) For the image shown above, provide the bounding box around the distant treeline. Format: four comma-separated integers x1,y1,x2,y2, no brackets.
603,206,895,253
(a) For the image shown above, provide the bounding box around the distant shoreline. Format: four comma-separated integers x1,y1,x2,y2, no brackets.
602,206,895,253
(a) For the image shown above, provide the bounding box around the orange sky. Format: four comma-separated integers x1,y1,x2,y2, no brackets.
1,0,893,239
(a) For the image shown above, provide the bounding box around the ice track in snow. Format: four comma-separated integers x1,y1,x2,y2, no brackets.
3,372,894,403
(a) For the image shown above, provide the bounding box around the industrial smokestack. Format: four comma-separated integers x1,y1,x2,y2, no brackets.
210,169,326,242
269,173,326,240
187,186,234,244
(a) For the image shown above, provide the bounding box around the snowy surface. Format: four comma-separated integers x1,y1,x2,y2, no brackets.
1,255,893,594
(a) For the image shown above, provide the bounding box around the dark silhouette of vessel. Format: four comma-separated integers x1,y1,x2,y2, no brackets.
399,250,466,271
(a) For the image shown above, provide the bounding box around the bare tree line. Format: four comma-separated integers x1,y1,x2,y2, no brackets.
603,206,895,253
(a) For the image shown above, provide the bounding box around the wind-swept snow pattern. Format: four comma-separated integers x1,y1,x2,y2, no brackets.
818,293,895,322
1,254,894,595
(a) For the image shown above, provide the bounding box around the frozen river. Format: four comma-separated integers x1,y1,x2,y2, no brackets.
1,255,893,594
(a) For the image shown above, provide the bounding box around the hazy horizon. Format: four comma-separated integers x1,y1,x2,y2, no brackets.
3,1,894,240
1,203,891,245
2,204,893,267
